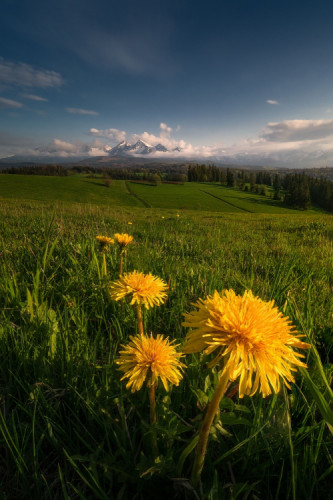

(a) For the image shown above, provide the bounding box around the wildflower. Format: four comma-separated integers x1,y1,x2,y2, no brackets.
114,233,133,248
114,233,134,275
110,270,168,309
95,235,114,249
116,333,185,392
183,289,311,486
183,289,311,398
128,222,133,225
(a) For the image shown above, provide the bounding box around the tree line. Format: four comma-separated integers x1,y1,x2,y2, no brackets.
187,164,333,211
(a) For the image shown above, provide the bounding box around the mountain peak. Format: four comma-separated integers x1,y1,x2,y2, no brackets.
109,140,182,157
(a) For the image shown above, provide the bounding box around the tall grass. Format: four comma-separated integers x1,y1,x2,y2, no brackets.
0,201,332,498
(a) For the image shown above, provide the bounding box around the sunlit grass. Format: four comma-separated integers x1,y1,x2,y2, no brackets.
0,200,332,498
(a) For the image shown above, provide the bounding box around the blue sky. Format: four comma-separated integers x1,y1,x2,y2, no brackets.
2,0,333,165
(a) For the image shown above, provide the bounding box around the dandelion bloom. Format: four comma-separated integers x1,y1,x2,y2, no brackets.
95,235,114,247
183,289,311,398
117,333,185,392
114,233,133,248
109,270,168,309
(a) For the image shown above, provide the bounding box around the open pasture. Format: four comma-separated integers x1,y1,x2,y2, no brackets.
0,173,326,214
128,181,319,214
0,193,332,498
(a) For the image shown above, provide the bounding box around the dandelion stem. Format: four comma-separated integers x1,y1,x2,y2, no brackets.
119,252,123,276
149,382,158,458
136,303,144,335
102,252,107,277
191,372,230,487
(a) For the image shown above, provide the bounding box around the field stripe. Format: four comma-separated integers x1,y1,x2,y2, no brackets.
200,189,253,213
125,181,151,208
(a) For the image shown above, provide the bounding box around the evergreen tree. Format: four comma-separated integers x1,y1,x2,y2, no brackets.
226,168,234,187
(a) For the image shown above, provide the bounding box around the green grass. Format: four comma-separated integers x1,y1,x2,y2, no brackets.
128,181,324,214
0,175,141,207
0,174,326,213
0,195,332,498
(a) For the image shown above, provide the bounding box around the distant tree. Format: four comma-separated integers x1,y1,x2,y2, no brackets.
259,185,267,196
220,169,227,185
226,168,234,187
250,173,256,192
284,173,311,210
273,174,282,200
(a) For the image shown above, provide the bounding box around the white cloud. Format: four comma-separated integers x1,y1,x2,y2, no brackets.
21,93,48,102
131,122,181,149
0,57,64,88
7,118,333,168
89,127,126,142
0,97,23,108
66,107,99,116
160,122,172,134
266,99,279,105
31,138,112,158
261,119,333,142
53,139,78,152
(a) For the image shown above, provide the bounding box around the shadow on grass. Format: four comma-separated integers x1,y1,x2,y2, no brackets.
82,180,109,188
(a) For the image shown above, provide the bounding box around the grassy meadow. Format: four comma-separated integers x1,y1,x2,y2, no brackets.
0,175,332,498
0,173,326,213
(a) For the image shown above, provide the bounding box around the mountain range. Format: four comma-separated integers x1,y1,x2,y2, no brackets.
0,139,332,170
0,140,182,166
108,140,180,156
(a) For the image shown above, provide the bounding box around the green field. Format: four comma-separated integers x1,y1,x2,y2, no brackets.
0,174,141,207
128,181,320,214
0,177,332,498
0,174,325,213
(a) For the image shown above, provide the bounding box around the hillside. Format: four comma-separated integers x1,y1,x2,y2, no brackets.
0,174,327,214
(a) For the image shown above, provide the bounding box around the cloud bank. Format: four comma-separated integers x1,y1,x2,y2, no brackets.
0,57,64,88
261,119,333,142
4,119,333,167
89,128,126,142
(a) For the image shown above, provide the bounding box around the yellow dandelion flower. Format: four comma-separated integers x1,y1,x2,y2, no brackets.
109,270,168,309
114,233,133,248
128,222,133,225
95,235,114,248
116,333,185,392
183,289,311,398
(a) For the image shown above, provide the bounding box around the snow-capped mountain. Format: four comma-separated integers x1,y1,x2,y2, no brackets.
108,141,134,155
109,140,174,156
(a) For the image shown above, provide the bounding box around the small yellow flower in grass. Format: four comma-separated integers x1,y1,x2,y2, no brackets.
109,270,168,309
114,233,133,248
128,222,133,225
116,333,185,392
183,289,311,398
95,235,114,249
